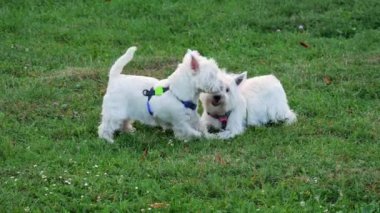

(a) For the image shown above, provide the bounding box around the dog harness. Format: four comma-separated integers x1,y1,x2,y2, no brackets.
142,86,197,116
207,111,232,129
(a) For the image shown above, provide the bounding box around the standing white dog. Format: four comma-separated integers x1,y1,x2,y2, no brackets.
98,46,225,143
200,72,297,139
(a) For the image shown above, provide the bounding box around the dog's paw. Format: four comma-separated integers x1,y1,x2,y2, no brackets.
123,126,136,133
128,127,136,133
204,132,218,140
103,137,114,144
217,131,233,140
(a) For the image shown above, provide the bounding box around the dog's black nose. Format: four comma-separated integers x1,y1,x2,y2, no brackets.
213,95,221,102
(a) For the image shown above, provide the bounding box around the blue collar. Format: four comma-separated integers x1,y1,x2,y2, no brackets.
143,87,197,116
180,100,197,110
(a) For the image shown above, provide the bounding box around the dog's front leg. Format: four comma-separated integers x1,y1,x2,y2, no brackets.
217,110,245,139
156,120,172,132
165,110,201,140
191,112,218,139
173,121,203,141
198,121,218,139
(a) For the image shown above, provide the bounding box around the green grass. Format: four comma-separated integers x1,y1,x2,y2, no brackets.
1,0,379,211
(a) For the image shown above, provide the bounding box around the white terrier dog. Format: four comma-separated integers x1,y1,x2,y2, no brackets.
200,72,297,139
98,46,225,143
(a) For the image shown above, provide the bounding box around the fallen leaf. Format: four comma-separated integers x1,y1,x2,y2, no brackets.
299,41,309,48
215,153,226,165
150,202,169,209
323,76,332,85
140,148,148,161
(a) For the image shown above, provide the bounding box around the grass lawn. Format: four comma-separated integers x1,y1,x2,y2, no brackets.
1,0,379,211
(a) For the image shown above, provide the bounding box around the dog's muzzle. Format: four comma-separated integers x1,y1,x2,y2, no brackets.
211,95,222,106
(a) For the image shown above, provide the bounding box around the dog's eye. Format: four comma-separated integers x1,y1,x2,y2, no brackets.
226,87,230,93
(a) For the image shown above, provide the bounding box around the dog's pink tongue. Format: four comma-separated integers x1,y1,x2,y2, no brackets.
218,116,228,129
218,116,228,123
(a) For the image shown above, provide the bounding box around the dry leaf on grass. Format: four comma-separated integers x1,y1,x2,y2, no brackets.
150,202,169,209
323,76,332,85
299,41,309,48
215,153,226,165
140,148,148,161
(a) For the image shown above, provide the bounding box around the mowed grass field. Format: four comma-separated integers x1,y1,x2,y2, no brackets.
1,0,379,211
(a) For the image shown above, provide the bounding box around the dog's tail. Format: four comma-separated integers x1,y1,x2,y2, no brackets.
109,46,137,79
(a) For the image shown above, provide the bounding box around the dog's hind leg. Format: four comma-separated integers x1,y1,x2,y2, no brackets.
123,120,136,133
98,117,123,143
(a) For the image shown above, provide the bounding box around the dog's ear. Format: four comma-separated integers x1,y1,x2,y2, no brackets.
235,71,247,85
192,50,201,56
190,55,200,71
187,49,201,56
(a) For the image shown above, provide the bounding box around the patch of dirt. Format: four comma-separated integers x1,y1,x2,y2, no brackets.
40,57,179,81
127,57,179,78
366,54,380,65
40,67,104,81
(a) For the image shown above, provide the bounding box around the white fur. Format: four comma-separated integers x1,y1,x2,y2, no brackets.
200,72,297,139
98,46,225,143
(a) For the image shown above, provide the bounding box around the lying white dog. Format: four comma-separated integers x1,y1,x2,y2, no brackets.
200,72,297,139
98,47,225,143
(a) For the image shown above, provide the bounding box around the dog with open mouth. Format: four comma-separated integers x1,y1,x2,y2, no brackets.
200,72,297,139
